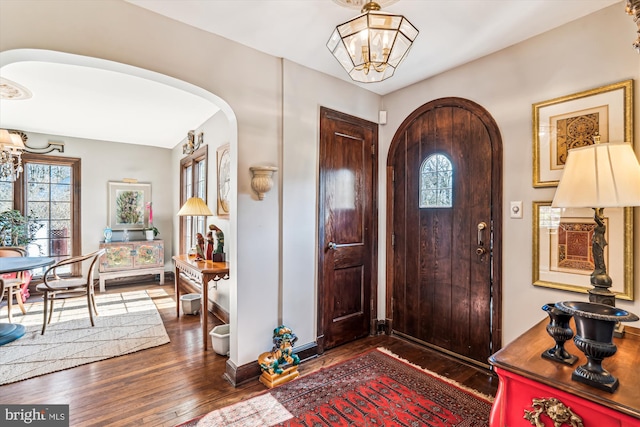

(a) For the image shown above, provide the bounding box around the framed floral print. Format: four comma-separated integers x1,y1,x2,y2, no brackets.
108,181,151,231
532,79,633,187
532,201,633,300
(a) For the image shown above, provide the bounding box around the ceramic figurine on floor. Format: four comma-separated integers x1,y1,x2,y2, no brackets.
258,325,300,388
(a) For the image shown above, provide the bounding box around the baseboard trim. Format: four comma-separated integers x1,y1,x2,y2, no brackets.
224,341,319,387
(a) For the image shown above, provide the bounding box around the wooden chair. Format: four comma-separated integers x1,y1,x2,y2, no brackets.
36,248,106,334
0,247,29,322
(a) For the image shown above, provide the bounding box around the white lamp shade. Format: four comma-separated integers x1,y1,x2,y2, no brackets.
552,142,640,208
177,197,213,216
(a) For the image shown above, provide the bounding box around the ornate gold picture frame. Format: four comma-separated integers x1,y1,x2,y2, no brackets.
532,80,633,187
532,201,633,300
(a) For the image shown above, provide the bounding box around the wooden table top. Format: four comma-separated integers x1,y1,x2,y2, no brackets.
489,318,640,418
172,255,229,275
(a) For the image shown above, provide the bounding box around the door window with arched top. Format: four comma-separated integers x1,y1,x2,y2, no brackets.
419,153,453,208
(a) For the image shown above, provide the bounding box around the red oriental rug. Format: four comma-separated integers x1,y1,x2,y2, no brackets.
178,347,494,427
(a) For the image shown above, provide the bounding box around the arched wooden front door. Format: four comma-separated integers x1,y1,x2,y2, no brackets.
386,97,502,366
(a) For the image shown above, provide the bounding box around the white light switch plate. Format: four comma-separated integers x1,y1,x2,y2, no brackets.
510,201,523,219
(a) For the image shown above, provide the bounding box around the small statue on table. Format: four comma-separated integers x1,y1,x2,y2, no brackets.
209,224,225,262
205,231,214,260
195,233,205,260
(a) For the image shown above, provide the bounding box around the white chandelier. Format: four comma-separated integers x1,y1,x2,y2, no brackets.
0,129,25,180
327,1,418,83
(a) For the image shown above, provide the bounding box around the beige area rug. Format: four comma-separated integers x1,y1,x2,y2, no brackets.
0,289,170,385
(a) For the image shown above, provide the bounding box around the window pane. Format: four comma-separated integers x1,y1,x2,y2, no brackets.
51,165,71,183
51,201,71,220
28,182,50,201
51,184,71,201
180,148,207,254
419,154,453,208
24,162,74,275
28,164,50,183
0,178,13,210
29,201,50,220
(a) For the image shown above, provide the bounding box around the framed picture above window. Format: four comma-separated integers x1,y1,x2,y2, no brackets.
532,201,633,301
532,79,633,188
108,181,151,231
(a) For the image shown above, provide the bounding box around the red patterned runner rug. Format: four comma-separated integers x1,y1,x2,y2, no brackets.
179,347,494,427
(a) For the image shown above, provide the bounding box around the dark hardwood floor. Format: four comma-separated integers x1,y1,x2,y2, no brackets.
1,280,498,426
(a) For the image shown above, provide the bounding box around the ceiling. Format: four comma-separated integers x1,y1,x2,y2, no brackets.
0,0,623,148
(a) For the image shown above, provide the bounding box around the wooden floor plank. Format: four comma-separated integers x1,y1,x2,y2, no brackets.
0,281,497,426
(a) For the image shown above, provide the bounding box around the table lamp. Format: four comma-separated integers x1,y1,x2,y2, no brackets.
552,135,640,335
177,197,213,258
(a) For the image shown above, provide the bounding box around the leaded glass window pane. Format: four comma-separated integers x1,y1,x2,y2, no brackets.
419,154,453,208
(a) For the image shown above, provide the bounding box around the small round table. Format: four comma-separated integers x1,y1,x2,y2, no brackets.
0,256,55,345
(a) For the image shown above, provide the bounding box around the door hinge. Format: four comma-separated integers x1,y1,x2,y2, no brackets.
392,169,395,182
391,233,396,247
371,143,375,156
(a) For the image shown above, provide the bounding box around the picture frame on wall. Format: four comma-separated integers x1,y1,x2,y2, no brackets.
108,181,151,231
532,201,633,301
532,79,633,188
216,144,230,217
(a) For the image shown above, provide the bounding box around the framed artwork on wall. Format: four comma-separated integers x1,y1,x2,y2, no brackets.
532,79,633,188
217,144,230,217
532,201,633,301
108,181,151,231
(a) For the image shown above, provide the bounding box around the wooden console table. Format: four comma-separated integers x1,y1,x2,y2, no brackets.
489,319,640,426
172,255,229,351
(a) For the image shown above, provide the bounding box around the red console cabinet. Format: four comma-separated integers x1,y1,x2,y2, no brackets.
489,320,640,427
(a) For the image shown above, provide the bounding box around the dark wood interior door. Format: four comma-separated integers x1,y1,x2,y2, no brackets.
386,98,502,366
318,107,377,352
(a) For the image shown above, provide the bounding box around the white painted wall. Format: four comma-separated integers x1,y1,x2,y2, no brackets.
379,3,640,345
281,60,380,347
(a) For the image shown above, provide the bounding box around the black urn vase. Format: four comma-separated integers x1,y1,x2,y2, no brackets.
541,303,577,365
555,301,639,393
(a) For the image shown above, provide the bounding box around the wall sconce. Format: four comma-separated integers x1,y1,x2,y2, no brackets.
183,130,204,155
250,166,278,200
